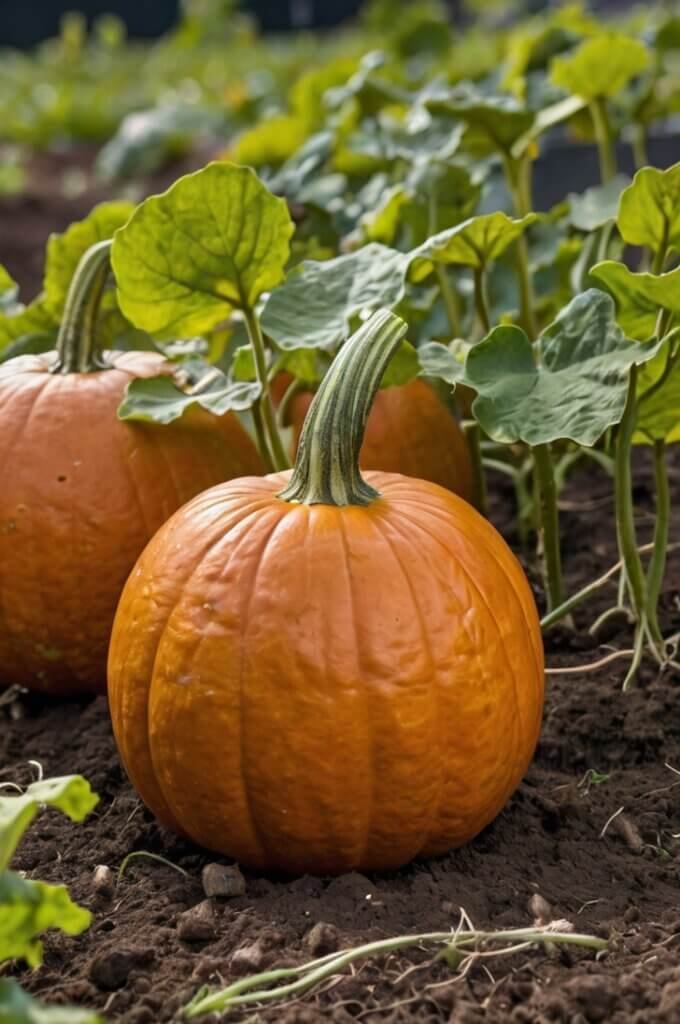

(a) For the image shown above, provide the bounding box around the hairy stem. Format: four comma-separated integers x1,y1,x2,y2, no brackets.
242,307,290,472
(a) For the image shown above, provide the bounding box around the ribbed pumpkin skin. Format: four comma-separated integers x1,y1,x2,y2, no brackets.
0,350,264,696
288,379,474,500
108,471,544,876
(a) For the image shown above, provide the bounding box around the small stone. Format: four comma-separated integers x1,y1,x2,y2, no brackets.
201,862,246,899
527,892,553,925
231,941,265,973
88,946,154,990
92,864,115,899
623,905,640,924
177,899,216,943
306,922,339,956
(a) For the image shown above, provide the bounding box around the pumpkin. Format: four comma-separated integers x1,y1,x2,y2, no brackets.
278,374,474,500
0,241,263,696
108,309,544,876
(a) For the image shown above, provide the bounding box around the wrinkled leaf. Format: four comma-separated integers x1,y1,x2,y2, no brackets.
418,340,466,384
0,980,104,1024
617,163,680,256
550,33,650,100
569,175,630,231
590,261,680,340
0,776,98,871
112,162,294,338
461,290,663,445
0,872,92,967
261,244,410,351
44,200,134,314
412,212,537,275
118,372,261,424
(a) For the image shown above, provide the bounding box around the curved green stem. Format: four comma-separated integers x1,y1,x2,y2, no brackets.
243,307,290,472
251,401,275,473
645,439,669,646
436,264,462,339
632,124,648,171
533,442,564,612
614,367,647,624
589,97,616,184
473,266,491,335
279,310,407,506
51,239,112,374
463,420,488,517
277,375,305,428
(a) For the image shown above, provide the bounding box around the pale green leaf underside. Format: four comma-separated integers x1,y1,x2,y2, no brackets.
590,261,680,340
118,373,261,424
617,163,680,255
261,244,411,351
112,162,294,338
0,979,103,1024
569,175,630,232
418,340,465,385
461,290,663,446
0,776,98,871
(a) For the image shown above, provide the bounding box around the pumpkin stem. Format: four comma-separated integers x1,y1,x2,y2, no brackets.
278,309,407,507
51,239,113,374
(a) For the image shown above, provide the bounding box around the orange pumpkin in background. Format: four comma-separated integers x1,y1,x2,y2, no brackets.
109,310,544,876
0,241,263,696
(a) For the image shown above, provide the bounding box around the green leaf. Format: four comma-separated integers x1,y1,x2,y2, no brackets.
635,347,680,445
550,33,650,100
0,872,91,968
380,339,419,388
411,212,537,275
232,344,256,381
112,162,294,338
0,266,19,312
461,290,663,446
118,372,261,425
568,175,630,231
44,201,134,314
0,300,57,352
418,340,466,384
0,979,104,1024
425,82,534,154
590,262,680,340
0,332,56,365
276,348,329,386
617,163,680,256
0,776,98,871
261,244,411,351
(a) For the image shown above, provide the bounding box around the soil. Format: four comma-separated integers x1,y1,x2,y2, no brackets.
2,449,680,1024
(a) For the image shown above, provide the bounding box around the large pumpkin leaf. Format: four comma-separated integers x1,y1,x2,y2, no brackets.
590,261,680,340
112,162,294,338
617,163,680,256
460,290,663,446
118,369,261,425
0,872,92,967
0,980,104,1024
261,244,411,351
568,175,630,231
44,200,134,314
635,347,680,445
0,300,55,352
411,212,537,275
0,776,98,871
550,33,650,100
425,82,534,154
418,340,466,384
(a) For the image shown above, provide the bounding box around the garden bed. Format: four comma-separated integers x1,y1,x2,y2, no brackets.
3,455,679,1024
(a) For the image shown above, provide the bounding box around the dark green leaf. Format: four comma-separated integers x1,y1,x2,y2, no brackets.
425,82,535,154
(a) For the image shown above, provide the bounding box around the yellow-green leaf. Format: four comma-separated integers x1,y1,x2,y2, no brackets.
550,33,650,100
590,261,680,340
617,163,680,257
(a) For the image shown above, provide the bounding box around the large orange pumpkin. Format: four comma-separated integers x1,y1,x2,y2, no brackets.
0,241,263,696
279,375,474,500
108,309,544,876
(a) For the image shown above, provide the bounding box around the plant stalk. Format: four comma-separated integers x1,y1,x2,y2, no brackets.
503,153,537,339
532,442,565,612
473,267,491,335
589,97,616,184
242,307,290,472
51,239,112,374
614,366,647,623
463,420,488,517
645,439,669,646
436,264,462,339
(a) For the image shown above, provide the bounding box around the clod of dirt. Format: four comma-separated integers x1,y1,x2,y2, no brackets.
92,864,115,898
201,862,246,899
177,899,217,943
305,921,340,956
610,813,644,854
88,946,155,990
230,940,266,974
528,892,553,925
565,974,619,1022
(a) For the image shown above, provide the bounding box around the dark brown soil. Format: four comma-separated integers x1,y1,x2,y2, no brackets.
2,450,680,1024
